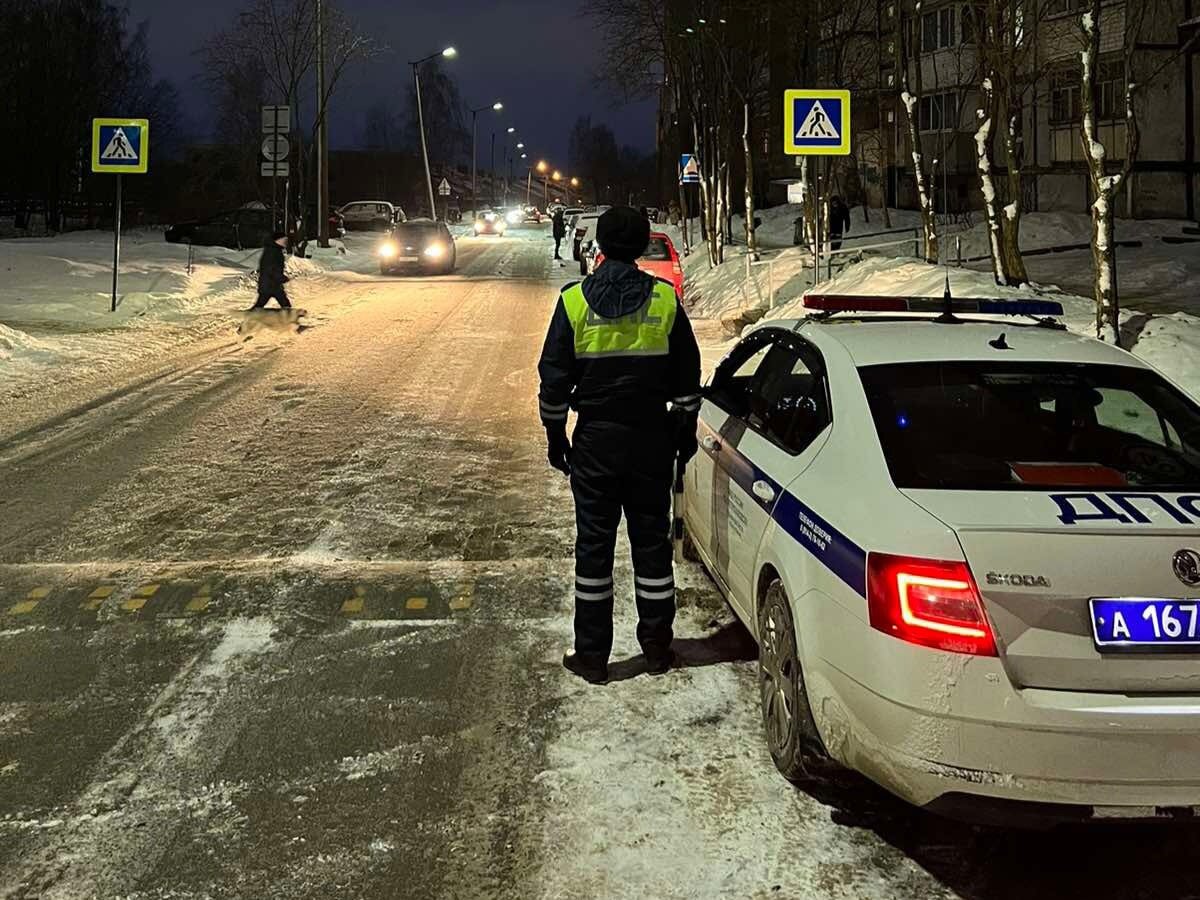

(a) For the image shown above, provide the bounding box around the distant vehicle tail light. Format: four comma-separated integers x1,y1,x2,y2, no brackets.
867,553,997,656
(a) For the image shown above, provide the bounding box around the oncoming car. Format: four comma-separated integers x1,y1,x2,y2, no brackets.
378,219,456,275
473,208,507,236
684,293,1200,824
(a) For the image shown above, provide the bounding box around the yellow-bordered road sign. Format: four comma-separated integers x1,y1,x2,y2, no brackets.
92,118,149,174
783,90,850,156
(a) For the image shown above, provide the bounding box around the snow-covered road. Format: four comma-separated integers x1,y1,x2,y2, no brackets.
2,228,1200,899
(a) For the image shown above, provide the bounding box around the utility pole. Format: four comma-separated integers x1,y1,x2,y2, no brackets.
411,47,457,220
316,0,330,247
470,101,502,215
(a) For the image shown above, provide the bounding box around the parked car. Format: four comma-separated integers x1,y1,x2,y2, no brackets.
338,200,404,232
571,211,603,263
687,292,1200,824
165,207,274,250
473,208,508,236
378,218,457,275
592,232,684,297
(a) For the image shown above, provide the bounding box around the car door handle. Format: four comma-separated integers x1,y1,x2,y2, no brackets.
701,434,721,452
752,481,776,503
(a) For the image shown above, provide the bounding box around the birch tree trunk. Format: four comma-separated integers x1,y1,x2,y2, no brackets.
1000,113,1029,284
975,77,1007,284
743,100,759,260
1079,1,1135,345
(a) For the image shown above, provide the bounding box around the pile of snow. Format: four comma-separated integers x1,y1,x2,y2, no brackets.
0,322,49,362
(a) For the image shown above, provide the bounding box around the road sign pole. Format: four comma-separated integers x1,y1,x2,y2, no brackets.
111,174,122,312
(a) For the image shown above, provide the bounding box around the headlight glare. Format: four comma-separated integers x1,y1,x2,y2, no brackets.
379,242,398,258
424,243,445,258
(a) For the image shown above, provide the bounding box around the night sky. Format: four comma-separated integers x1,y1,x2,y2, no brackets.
121,0,656,167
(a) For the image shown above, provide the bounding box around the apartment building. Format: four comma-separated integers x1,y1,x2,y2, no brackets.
763,0,1199,220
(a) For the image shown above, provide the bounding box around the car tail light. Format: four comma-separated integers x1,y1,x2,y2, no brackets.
671,260,682,275
867,553,997,656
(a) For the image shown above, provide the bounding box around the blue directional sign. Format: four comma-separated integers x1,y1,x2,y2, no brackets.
92,118,149,174
679,154,701,184
783,90,851,156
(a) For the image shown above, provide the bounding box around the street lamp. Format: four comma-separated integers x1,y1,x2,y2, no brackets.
411,45,457,220
470,99,503,215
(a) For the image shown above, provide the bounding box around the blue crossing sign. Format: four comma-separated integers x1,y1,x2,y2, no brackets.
92,118,150,174
679,154,701,184
783,90,851,156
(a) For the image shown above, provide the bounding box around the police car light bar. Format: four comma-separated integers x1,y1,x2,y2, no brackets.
802,294,1065,317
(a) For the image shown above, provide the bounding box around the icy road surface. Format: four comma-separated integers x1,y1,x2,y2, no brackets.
2,227,1199,899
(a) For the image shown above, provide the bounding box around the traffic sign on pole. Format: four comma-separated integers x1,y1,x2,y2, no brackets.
92,119,149,174
438,177,451,196
261,161,290,178
679,154,700,184
92,118,149,314
783,90,851,156
261,135,290,162
262,105,291,134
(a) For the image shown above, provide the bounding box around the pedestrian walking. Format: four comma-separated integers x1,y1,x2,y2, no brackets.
537,207,702,685
252,231,292,310
552,208,567,261
828,195,851,253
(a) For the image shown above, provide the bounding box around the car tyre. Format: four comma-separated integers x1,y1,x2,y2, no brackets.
757,579,836,784
379,264,391,276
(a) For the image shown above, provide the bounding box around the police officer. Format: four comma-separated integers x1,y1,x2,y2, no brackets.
538,207,702,685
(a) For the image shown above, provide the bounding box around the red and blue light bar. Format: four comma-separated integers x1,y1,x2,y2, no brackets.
802,294,1064,317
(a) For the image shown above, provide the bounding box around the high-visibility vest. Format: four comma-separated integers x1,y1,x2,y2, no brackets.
561,281,677,359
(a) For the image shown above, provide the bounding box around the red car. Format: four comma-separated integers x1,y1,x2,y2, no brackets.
593,231,684,297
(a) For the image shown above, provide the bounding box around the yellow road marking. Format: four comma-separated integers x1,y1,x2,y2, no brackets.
405,597,429,612
121,583,160,612
341,585,367,615
185,584,212,614
449,596,472,611
81,585,116,611
9,587,49,615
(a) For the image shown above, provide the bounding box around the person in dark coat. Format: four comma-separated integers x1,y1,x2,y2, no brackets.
537,207,702,685
552,208,567,260
253,231,292,309
828,195,851,253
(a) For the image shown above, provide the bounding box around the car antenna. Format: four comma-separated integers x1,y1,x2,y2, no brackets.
933,270,960,324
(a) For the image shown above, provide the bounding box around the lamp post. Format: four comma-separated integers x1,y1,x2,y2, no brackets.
546,170,561,207
470,99,502,216
502,126,515,205
411,45,457,220
529,159,547,208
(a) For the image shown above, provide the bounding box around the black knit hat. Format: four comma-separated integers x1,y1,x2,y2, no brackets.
596,207,650,263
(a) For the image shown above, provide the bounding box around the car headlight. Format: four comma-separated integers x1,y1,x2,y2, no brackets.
424,243,445,258
506,210,521,224
474,221,484,232
496,221,507,233
379,242,398,258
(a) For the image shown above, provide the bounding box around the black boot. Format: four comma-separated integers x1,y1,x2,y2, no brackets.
644,648,676,676
563,651,608,685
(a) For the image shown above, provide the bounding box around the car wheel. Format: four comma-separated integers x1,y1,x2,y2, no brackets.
757,579,835,784
379,264,390,276
579,257,588,277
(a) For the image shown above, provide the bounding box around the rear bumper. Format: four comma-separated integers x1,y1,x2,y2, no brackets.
807,611,1200,820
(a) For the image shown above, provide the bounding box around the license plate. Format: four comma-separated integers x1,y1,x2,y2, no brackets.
1090,598,1200,651
399,255,419,262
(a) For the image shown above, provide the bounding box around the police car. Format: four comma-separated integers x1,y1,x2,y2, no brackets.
684,293,1200,823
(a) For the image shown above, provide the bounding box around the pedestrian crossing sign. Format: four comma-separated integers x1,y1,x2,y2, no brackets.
92,118,149,174
783,90,850,156
679,154,700,184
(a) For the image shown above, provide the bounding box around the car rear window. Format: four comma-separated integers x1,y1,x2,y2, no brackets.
642,238,671,261
859,361,1200,490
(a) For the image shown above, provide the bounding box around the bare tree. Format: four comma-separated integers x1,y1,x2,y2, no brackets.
898,0,939,262
1075,0,1195,344
200,0,377,232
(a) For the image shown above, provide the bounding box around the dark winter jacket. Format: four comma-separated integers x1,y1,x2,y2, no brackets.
258,241,287,292
537,260,702,428
829,200,851,237
552,210,567,239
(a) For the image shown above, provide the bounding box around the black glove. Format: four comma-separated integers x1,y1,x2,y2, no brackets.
675,415,699,467
547,426,572,477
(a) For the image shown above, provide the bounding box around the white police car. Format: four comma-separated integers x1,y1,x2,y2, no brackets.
685,293,1200,823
